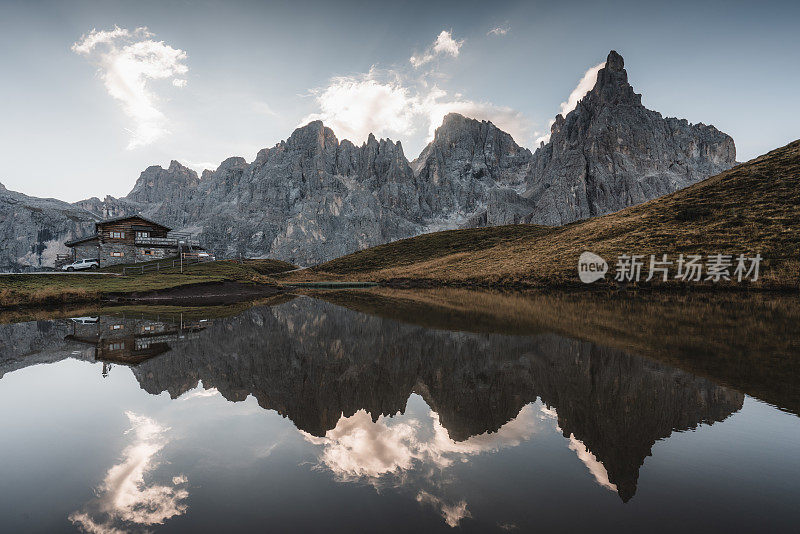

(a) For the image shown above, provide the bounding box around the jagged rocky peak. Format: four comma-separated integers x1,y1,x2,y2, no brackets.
523,49,736,225
126,160,199,203
590,49,642,106
286,120,338,151
414,112,532,185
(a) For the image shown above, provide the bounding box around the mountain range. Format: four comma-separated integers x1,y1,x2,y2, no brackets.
0,51,736,269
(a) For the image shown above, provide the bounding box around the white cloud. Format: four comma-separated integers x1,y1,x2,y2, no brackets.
302,70,418,144
302,69,532,153
69,411,189,533
416,491,471,528
568,434,617,492
302,402,539,528
72,26,188,149
301,29,534,154
535,61,605,146
488,25,510,37
178,385,219,400
181,160,219,174
419,90,532,149
558,61,605,118
410,30,464,69
303,403,538,480
253,101,278,116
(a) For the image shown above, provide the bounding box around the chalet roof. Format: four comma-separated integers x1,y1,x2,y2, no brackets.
64,234,99,247
96,214,172,231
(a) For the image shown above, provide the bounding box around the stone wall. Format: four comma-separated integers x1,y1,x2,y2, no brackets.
98,242,178,266
73,243,99,261
98,243,138,267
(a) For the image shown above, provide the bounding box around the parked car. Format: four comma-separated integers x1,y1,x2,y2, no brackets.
70,317,99,324
62,258,99,271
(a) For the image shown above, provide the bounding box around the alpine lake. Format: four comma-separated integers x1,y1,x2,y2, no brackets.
1,288,798,533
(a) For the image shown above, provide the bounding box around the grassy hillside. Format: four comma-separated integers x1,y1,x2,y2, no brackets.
282,140,800,289
0,259,292,308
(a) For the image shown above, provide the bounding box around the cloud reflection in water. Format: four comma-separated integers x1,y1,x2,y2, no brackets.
69,411,188,533
302,399,539,527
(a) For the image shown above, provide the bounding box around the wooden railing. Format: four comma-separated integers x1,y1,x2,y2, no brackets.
134,236,201,247
121,254,215,275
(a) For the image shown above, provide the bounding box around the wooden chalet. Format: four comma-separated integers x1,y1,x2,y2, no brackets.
64,215,201,267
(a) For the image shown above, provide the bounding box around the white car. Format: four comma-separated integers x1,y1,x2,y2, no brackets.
62,259,99,271
70,316,99,324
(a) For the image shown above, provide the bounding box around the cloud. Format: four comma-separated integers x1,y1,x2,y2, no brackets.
488,25,510,37
302,69,532,153
535,61,605,146
416,491,471,528
179,385,219,400
302,29,533,153
419,90,532,149
72,26,188,149
181,160,219,174
69,411,189,533
253,101,278,116
568,434,617,492
301,70,418,145
410,30,464,69
303,404,539,482
558,61,605,118
302,402,538,527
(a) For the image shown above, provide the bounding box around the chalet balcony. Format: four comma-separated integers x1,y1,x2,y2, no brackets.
135,235,200,247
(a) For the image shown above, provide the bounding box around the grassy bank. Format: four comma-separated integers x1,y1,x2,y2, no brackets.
0,259,294,308
280,140,800,290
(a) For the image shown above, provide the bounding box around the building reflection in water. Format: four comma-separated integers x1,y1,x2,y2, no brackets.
65,315,207,370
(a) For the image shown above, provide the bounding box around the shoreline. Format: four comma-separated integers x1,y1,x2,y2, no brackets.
2,274,796,310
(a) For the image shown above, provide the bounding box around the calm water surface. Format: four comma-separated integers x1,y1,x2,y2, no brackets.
0,290,798,533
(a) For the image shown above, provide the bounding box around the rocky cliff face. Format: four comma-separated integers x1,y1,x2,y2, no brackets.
0,182,97,270
519,50,736,225
412,113,533,227
181,123,424,264
0,50,737,269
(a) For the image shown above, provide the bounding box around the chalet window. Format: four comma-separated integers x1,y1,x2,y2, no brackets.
108,342,125,350
110,231,125,239
136,231,149,239
142,249,153,256
111,252,124,257
111,324,123,330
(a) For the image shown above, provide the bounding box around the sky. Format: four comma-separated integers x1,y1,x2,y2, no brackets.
1,0,798,202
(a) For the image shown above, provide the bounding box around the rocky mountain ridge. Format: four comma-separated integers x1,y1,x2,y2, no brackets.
0,50,736,269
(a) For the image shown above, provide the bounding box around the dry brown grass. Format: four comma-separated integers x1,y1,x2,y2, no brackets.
282,140,800,290
0,260,284,308
0,287,99,308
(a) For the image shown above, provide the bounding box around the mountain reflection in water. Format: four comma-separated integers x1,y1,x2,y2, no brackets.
1,289,798,531
122,297,744,503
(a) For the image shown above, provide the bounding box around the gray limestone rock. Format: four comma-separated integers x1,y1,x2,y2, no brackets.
0,183,97,270
0,51,737,269
520,50,736,225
